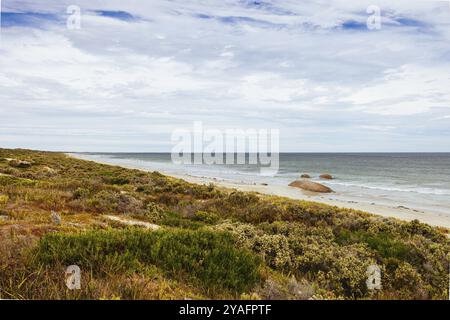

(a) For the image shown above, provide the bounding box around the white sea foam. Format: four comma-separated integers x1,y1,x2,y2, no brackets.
323,181,450,196
72,152,450,215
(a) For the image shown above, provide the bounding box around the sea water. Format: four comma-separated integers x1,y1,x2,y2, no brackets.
75,153,450,217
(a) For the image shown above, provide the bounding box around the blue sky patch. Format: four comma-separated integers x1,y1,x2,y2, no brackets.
392,17,428,28
1,12,61,28
341,20,367,31
94,10,137,21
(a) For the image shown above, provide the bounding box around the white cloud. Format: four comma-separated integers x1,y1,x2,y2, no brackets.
1,0,450,151
344,65,450,115
231,73,308,103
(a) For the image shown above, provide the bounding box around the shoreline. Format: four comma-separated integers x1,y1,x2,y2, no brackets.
69,153,450,230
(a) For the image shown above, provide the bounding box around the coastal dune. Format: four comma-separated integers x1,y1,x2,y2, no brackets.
179,174,450,230
1,149,448,300
70,154,450,230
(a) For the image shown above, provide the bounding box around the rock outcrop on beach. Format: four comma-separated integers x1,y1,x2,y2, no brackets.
288,180,333,193
319,174,333,180
300,174,311,178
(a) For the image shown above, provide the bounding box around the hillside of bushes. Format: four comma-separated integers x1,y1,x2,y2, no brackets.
0,148,448,299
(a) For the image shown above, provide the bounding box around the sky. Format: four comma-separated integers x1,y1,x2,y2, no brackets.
0,0,450,152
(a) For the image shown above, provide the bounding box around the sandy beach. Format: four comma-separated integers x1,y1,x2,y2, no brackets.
69,153,450,230
171,174,450,230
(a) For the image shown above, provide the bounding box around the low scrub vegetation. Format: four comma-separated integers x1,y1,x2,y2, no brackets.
0,148,448,300
35,228,262,294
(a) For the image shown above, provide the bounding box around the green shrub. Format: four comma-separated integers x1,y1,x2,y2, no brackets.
227,191,259,206
0,194,8,206
403,219,445,242
8,159,32,168
0,175,36,187
86,191,143,214
160,212,205,229
72,187,90,199
34,228,262,294
214,222,292,270
97,170,132,185
139,201,166,222
293,239,375,298
383,260,428,299
107,176,131,185
335,230,414,261
193,211,219,224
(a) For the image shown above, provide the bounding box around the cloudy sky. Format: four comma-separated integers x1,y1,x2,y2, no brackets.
1,0,450,152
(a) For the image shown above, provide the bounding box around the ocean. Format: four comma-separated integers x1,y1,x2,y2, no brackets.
74,153,450,217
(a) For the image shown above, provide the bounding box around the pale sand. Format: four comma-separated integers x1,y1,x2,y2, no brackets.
103,215,160,230
175,174,450,230
69,154,450,230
